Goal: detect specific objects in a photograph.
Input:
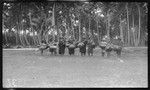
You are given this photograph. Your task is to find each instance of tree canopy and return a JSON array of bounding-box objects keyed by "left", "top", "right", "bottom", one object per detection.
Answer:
[{"left": 2, "top": 1, "right": 148, "bottom": 47}]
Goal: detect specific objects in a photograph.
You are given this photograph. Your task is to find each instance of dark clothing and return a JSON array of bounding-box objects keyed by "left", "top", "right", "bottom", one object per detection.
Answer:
[
  {"left": 99, "top": 46, "right": 106, "bottom": 50},
  {"left": 105, "top": 44, "right": 113, "bottom": 57},
  {"left": 78, "top": 41, "right": 87, "bottom": 56},
  {"left": 99, "top": 41, "right": 108, "bottom": 57},
  {"left": 111, "top": 39, "right": 123, "bottom": 50},
  {"left": 106, "top": 38, "right": 123, "bottom": 57},
  {"left": 68, "top": 44, "right": 76, "bottom": 55},
  {"left": 49, "top": 45, "right": 57, "bottom": 55},
  {"left": 87, "top": 41, "right": 96, "bottom": 56},
  {"left": 58, "top": 41, "right": 66, "bottom": 55},
  {"left": 39, "top": 43, "right": 49, "bottom": 55},
  {"left": 66, "top": 40, "right": 77, "bottom": 55},
  {"left": 49, "top": 48, "right": 57, "bottom": 54}
]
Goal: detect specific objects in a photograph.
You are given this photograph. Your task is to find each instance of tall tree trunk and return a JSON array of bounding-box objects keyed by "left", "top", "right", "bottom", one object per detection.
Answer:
[
  {"left": 29, "top": 13, "right": 36, "bottom": 46},
  {"left": 18, "top": 5, "right": 24, "bottom": 46},
  {"left": 91, "top": 18, "right": 94, "bottom": 39},
  {"left": 36, "top": 34, "right": 40, "bottom": 45},
  {"left": 39, "top": 22, "right": 44, "bottom": 43},
  {"left": 136, "top": 3, "right": 141, "bottom": 46},
  {"left": 106, "top": 19, "right": 108, "bottom": 37},
  {"left": 33, "top": 31, "right": 37, "bottom": 46},
  {"left": 22, "top": 24, "right": 30, "bottom": 46},
  {"left": 25, "top": 33, "right": 30, "bottom": 46},
  {"left": 45, "top": 31, "right": 49, "bottom": 43},
  {"left": 55, "top": 3, "right": 60, "bottom": 42},
  {"left": 44, "top": 15, "right": 50, "bottom": 43},
  {"left": 20, "top": 4, "right": 25, "bottom": 46},
  {"left": 88, "top": 15, "right": 91, "bottom": 39},
  {"left": 70, "top": 16, "right": 74, "bottom": 39},
  {"left": 20, "top": 4, "right": 27, "bottom": 46},
  {"left": 37, "top": 33, "right": 41, "bottom": 44},
  {"left": 15, "top": 29, "right": 18, "bottom": 45},
  {"left": 107, "top": 10, "right": 110, "bottom": 38},
  {"left": 52, "top": 3, "right": 55, "bottom": 42},
  {"left": 34, "top": 33, "right": 39, "bottom": 45},
  {"left": 3, "top": 31, "right": 8, "bottom": 45},
  {"left": 132, "top": 13, "right": 136, "bottom": 46},
  {"left": 4, "top": 33, "right": 8, "bottom": 45},
  {"left": 119, "top": 15, "right": 124, "bottom": 42},
  {"left": 73, "top": 24, "right": 75, "bottom": 40},
  {"left": 35, "top": 31, "right": 40, "bottom": 45},
  {"left": 2, "top": 18, "right": 7, "bottom": 45},
  {"left": 126, "top": 3, "right": 130, "bottom": 46},
  {"left": 38, "top": 34, "right": 40, "bottom": 45},
  {"left": 79, "top": 14, "right": 81, "bottom": 42},
  {"left": 96, "top": 19, "right": 100, "bottom": 43},
  {"left": 18, "top": 24, "right": 24, "bottom": 46},
  {"left": 17, "top": 6, "right": 24, "bottom": 46},
  {"left": 21, "top": 24, "right": 27, "bottom": 46},
  {"left": 64, "top": 23, "right": 67, "bottom": 39}
]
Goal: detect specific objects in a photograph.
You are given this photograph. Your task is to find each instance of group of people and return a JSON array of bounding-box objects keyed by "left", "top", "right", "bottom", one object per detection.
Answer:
[
  {"left": 39, "top": 37, "right": 96, "bottom": 56},
  {"left": 99, "top": 35, "right": 123, "bottom": 57},
  {"left": 39, "top": 35, "right": 123, "bottom": 57}
]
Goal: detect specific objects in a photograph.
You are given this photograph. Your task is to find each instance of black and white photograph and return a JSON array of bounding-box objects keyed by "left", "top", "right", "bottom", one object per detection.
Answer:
[{"left": 2, "top": 0, "right": 148, "bottom": 88}]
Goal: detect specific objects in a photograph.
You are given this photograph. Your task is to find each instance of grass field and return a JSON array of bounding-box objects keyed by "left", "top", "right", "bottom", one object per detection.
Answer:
[{"left": 3, "top": 47, "right": 148, "bottom": 88}]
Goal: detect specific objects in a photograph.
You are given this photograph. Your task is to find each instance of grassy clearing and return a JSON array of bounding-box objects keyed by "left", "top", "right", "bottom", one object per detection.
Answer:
[{"left": 3, "top": 47, "right": 147, "bottom": 87}]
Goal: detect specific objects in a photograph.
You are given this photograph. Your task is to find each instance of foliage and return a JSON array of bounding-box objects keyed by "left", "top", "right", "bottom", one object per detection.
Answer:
[{"left": 2, "top": 1, "right": 148, "bottom": 47}]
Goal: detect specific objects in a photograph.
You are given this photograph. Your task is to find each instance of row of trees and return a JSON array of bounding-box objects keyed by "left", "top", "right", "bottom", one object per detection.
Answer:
[{"left": 2, "top": 1, "right": 148, "bottom": 47}]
